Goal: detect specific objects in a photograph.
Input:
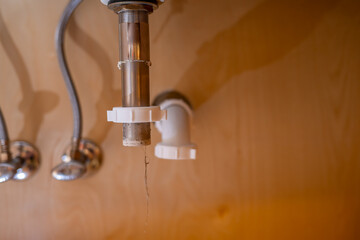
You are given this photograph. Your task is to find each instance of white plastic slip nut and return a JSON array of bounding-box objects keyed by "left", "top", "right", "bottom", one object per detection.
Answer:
[
  {"left": 107, "top": 106, "right": 167, "bottom": 123},
  {"left": 155, "top": 143, "right": 197, "bottom": 160}
]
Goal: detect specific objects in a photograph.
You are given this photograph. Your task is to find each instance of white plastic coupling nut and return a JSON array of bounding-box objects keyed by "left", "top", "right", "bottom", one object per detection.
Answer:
[
  {"left": 107, "top": 106, "right": 167, "bottom": 123},
  {"left": 155, "top": 143, "right": 197, "bottom": 160}
]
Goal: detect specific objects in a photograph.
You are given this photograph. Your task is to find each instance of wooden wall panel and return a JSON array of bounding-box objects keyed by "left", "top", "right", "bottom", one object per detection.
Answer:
[{"left": 0, "top": 0, "right": 359, "bottom": 239}]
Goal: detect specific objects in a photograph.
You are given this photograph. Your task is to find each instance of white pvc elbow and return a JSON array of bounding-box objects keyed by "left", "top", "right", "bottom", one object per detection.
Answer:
[{"left": 155, "top": 99, "right": 197, "bottom": 160}]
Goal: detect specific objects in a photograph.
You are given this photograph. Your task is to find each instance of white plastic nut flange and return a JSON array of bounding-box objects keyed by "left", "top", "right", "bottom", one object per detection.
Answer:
[
  {"left": 107, "top": 106, "right": 167, "bottom": 123},
  {"left": 100, "top": 0, "right": 110, "bottom": 5},
  {"left": 155, "top": 143, "right": 197, "bottom": 160}
]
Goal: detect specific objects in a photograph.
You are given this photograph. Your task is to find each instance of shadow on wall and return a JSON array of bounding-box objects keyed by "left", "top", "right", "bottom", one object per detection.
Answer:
[
  {"left": 153, "top": 0, "right": 187, "bottom": 42},
  {"left": 0, "top": 12, "right": 59, "bottom": 143},
  {"left": 175, "top": 0, "right": 339, "bottom": 109},
  {"left": 67, "top": 13, "right": 121, "bottom": 145}
]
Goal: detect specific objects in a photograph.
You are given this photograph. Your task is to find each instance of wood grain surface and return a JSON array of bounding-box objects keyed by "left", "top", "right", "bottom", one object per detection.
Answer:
[{"left": 0, "top": 0, "right": 359, "bottom": 239}]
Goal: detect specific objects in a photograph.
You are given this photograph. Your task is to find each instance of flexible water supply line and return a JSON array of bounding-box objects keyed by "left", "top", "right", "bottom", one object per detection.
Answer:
[
  {"left": 0, "top": 108, "right": 9, "bottom": 143},
  {"left": 55, "top": 0, "right": 83, "bottom": 149},
  {"left": 0, "top": 107, "right": 10, "bottom": 156},
  {"left": 52, "top": 0, "right": 102, "bottom": 181},
  {"left": 0, "top": 107, "right": 13, "bottom": 182}
]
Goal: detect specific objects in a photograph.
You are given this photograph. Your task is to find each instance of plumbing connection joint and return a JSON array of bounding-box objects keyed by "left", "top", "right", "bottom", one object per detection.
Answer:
[
  {"left": 153, "top": 91, "right": 197, "bottom": 160},
  {"left": 0, "top": 140, "right": 40, "bottom": 183},
  {"left": 104, "top": 0, "right": 164, "bottom": 147},
  {"left": 51, "top": 139, "right": 102, "bottom": 181}
]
